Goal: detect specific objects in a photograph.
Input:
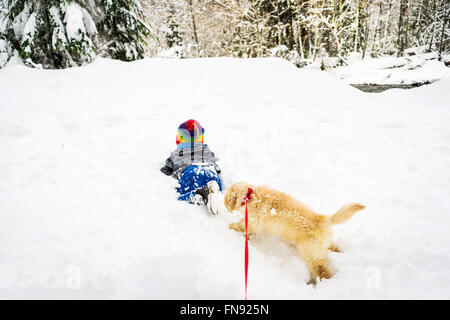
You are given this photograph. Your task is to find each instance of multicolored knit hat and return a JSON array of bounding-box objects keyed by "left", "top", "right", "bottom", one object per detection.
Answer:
[{"left": 176, "top": 119, "right": 204, "bottom": 148}]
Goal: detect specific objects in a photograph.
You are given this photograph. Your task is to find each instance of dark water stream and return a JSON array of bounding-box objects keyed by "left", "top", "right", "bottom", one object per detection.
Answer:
[{"left": 351, "top": 82, "right": 431, "bottom": 93}]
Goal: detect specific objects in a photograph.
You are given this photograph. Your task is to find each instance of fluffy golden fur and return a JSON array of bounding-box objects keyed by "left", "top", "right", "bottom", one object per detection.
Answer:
[{"left": 224, "top": 182, "right": 365, "bottom": 284}]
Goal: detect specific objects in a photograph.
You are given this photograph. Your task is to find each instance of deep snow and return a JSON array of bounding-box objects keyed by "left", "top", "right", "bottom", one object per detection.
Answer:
[{"left": 0, "top": 57, "right": 449, "bottom": 299}]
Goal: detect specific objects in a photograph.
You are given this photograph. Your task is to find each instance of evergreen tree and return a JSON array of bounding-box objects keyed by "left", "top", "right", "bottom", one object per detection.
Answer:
[
  {"left": 166, "top": 4, "right": 182, "bottom": 48},
  {"left": 0, "top": 0, "right": 13, "bottom": 68},
  {"left": 98, "top": 0, "right": 152, "bottom": 61},
  {"left": 3, "top": 0, "right": 97, "bottom": 68},
  {"left": 0, "top": 0, "right": 153, "bottom": 68}
]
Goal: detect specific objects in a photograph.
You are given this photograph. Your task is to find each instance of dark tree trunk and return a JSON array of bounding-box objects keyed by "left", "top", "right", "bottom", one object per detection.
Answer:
[
  {"left": 428, "top": 0, "right": 437, "bottom": 52},
  {"left": 397, "top": 0, "right": 408, "bottom": 56}
]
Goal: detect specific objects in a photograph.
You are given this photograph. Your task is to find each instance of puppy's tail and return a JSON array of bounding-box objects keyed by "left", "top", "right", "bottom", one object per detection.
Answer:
[{"left": 327, "top": 203, "right": 365, "bottom": 226}]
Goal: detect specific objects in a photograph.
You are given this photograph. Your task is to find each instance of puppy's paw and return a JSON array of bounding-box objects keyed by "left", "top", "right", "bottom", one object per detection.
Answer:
[
  {"left": 307, "top": 278, "right": 317, "bottom": 286},
  {"left": 247, "top": 233, "right": 257, "bottom": 240},
  {"left": 328, "top": 244, "right": 342, "bottom": 253},
  {"left": 317, "top": 265, "right": 332, "bottom": 280},
  {"left": 229, "top": 222, "right": 244, "bottom": 233}
]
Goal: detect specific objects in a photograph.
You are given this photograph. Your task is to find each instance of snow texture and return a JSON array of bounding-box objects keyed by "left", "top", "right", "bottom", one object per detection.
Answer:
[
  {"left": 12, "top": 2, "right": 30, "bottom": 40},
  {"left": 65, "top": 2, "right": 95, "bottom": 42},
  {"left": 0, "top": 39, "right": 9, "bottom": 68},
  {"left": 0, "top": 57, "right": 449, "bottom": 299},
  {"left": 0, "top": 5, "right": 8, "bottom": 68},
  {"left": 22, "top": 12, "right": 36, "bottom": 54},
  {"left": 81, "top": 7, "right": 97, "bottom": 36}
]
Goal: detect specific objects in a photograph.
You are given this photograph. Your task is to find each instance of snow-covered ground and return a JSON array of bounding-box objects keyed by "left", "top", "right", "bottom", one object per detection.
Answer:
[
  {"left": 0, "top": 57, "right": 449, "bottom": 299},
  {"left": 331, "top": 52, "right": 450, "bottom": 85}
]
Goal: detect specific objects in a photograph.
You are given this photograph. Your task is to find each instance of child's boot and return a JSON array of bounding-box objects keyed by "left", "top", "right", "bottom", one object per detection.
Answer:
[
  {"left": 206, "top": 181, "right": 221, "bottom": 215},
  {"left": 194, "top": 186, "right": 209, "bottom": 205}
]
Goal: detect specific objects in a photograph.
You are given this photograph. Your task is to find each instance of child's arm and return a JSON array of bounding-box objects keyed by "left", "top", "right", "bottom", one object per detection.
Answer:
[
  {"left": 210, "top": 151, "right": 221, "bottom": 174},
  {"left": 160, "top": 158, "right": 174, "bottom": 176}
]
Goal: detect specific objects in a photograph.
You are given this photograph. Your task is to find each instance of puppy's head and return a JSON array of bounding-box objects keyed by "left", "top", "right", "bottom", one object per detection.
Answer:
[{"left": 224, "top": 182, "right": 255, "bottom": 213}]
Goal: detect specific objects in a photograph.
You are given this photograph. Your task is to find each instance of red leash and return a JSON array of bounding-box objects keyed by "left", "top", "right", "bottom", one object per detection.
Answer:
[{"left": 241, "top": 188, "right": 253, "bottom": 300}]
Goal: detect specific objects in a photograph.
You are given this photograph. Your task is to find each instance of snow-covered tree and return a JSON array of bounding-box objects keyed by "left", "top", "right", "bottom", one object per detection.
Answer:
[
  {"left": 98, "top": 0, "right": 152, "bottom": 61},
  {"left": 143, "top": 0, "right": 186, "bottom": 57},
  {"left": 165, "top": 4, "right": 182, "bottom": 48},
  {"left": 230, "top": 1, "right": 363, "bottom": 63},
  {"left": 0, "top": 0, "right": 13, "bottom": 68},
  {"left": 413, "top": 0, "right": 450, "bottom": 55},
  {"left": 2, "top": 0, "right": 97, "bottom": 68},
  {"left": 2, "top": 0, "right": 448, "bottom": 68},
  {"left": 148, "top": 0, "right": 448, "bottom": 63},
  {"left": 0, "top": 0, "right": 153, "bottom": 68},
  {"left": 142, "top": 0, "right": 240, "bottom": 58}
]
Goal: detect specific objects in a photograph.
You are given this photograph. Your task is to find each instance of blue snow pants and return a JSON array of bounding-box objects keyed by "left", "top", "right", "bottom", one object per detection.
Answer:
[{"left": 177, "top": 165, "right": 223, "bottom": 203}]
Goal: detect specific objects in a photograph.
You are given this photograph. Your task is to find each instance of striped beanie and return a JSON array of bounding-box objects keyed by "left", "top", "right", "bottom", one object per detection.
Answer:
[{"left": 176, "top": 119, "right": 204, "bottom": 148}]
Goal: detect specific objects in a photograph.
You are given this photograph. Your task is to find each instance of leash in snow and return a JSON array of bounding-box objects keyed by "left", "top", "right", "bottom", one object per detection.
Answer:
[{"left": 241, "top": 188, "right": 253, "bottom": 300}]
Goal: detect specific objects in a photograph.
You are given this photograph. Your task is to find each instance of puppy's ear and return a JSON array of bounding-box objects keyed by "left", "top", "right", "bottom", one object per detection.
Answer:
[{"left": 225, "top": 182, "right": 254, "bottom": 212}]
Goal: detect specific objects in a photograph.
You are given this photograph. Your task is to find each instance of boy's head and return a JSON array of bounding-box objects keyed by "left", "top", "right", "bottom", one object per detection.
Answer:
[{"left": 176, "top": 119, "right": 204, "bottom": 149}]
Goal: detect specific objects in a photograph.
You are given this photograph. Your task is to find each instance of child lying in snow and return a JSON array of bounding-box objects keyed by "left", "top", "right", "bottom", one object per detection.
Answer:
[{"left": 160, "top": 119, "right": 223, "bottom": 215}]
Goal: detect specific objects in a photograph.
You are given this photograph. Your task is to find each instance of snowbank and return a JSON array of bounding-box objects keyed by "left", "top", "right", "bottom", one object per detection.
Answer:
[
  {"left": 0, "top": 57, "right": 449, "bottom": 299},
  {"left": 331, "top": 53, "right": 450, "bottom": 85}
]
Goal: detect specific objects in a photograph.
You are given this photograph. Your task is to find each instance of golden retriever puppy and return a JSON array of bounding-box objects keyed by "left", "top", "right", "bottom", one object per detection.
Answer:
[{"left": 224, "top": 182, "right": 365, "bottom": 284}]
